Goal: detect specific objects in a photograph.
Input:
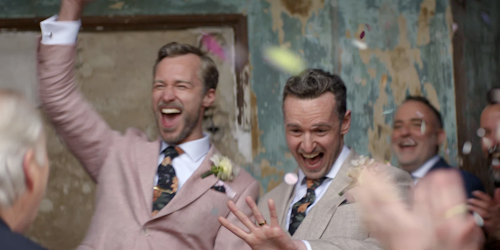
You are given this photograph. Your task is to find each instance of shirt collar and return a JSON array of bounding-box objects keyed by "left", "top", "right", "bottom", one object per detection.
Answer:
[
  {"left": 411, "top": 155, "right": 441, "bottom": 179},
  {"left": 160, "top": 133, "right": 211, "bottom": 162},
  {"left": 297, "top": 145, "right": 351, "bottom": 185}
]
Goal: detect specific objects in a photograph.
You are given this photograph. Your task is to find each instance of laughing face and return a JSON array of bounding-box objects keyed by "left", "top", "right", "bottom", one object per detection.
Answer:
[
  {"left": 391, "top": 100, "right": 445, "bottom": 173},
  {"left": 152, "top": 54, "right": 215, "bottom": 145},
  {"left": 480, "top": 104, "right": 500, "bottom": 182},
  {"left": 283, "top": 93, "right": 351, "bottom": 180}
]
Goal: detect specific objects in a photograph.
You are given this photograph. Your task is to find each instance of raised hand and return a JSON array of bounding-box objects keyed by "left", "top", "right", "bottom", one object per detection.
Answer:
[
  {"left": 468, "top": 189, "right": 500, "bottom": 240},
  {"left": 218, "top": 196, "right": 306, "bottom": 250},
  {"left": 59, "top": 0, "right": 95, "bottom": 21}
]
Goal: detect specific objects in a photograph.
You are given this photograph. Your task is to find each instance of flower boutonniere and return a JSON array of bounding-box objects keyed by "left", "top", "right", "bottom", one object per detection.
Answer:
[
  {"left": 339, "top": 155, "right": 377, "bottom": 196},
  {"left": 201, "top": 154, "right": 240, "bottom": 181}
]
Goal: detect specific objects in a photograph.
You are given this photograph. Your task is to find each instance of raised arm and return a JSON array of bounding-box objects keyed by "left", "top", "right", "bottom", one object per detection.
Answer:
[{"left": 38, "top": 0, "right": 116, "bottom": 181}]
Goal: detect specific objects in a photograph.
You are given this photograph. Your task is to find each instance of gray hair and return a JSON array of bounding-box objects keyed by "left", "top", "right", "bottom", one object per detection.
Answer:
[{"left": 0, "top": 90, "right": 45, "bottom": 208}]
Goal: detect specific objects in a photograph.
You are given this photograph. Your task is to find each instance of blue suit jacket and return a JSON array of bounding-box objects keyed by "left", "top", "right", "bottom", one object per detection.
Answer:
[
  {"left": 0, "top": 218, "right": 46, "bottom": 250},
  {"left": 427, "top": 158, "right": 485, "bottom": 198}
]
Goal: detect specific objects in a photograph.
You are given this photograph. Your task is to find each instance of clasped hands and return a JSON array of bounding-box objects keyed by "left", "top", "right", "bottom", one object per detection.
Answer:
[{"left": 218, "top": 196, "right": 306, "bottom": 250}]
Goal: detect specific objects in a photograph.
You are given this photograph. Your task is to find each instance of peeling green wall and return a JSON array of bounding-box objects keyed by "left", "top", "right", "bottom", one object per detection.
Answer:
[{"left": 0, "top": 0, "right": 457, "bottom": 194}]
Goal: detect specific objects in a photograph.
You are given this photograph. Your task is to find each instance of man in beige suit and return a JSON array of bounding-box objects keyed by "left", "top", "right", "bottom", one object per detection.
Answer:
[
  {"left": 37, "top": 0, "right": 259, "bottom": 249},
  {"left": 220, "top": 69, "right": 412, "bottom": 249}
]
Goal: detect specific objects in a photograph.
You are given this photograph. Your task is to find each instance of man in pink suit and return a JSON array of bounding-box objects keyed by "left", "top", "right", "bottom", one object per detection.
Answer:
[{"left": 37, "top": 0, "right": 259, "bottom": 249}]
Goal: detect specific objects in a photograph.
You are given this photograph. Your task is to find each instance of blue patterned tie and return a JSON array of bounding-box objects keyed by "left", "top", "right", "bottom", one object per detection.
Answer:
[{"left": 152, "top": 146, "right": 183, "bottom": 216}]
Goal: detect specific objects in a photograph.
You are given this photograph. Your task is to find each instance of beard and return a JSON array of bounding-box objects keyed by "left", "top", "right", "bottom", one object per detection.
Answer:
[{"left": 155, "top": 100, "right": 202, "bottom": 145}]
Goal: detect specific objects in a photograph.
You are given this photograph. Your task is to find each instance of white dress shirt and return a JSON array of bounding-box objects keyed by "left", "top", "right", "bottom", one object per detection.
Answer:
[
  {"left": 411, "top": 155, "right": 440, "bottom": 184},
  {"left": 287, "top": 145, "right": 351, "bottom": 250},
  {"left": 40, "top": 15, "right": 211, "bottom": 190},
  {"left": 155, "top": 134, "right": 211, "bottom": 191}
]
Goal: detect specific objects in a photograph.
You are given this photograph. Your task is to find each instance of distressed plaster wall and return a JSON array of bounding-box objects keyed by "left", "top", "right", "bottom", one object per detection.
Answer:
[{"left": 1, "top": 0, "right": 460, "bottom": 246}]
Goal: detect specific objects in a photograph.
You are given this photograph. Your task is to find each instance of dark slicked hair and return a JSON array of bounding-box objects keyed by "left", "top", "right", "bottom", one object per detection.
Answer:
[
  {"left": 153, "top": 42, "right": 219, "bottom": 92},
  {"left": 282, "top": 69, "right": 347, "bottom": 119},
  {"left": 404, "top": 96, "right": 443, "bottom": 128}
]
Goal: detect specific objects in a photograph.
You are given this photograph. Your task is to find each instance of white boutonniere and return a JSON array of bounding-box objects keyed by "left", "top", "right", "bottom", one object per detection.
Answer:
[
  {"left": 201, "top": 154, "right": 240, "bottom": 181},
  {"left": 339, "top": 155, "right": 377, "bottom": 196}
]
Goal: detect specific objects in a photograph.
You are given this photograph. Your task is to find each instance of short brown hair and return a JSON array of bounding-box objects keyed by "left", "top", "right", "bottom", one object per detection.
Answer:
[
  {"left": 153, "top": 42, "right": 219, "bottom": 92},
  {"left": 282, "top": 69, "right": 347, "bottom": 118}
]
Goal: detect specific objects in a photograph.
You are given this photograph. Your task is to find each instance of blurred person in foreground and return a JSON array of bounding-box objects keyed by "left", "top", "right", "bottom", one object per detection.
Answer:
[
  {"left": 468, "top": 87, "right": 500, "bottom": 249},
  {"left": 0, "top": 90, "right": 50, "bottom": 250}
]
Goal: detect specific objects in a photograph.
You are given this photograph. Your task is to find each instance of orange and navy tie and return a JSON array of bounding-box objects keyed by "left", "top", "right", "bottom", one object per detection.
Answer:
[{"left": 152, "top": 146, "right": 184, "bottom": 216}]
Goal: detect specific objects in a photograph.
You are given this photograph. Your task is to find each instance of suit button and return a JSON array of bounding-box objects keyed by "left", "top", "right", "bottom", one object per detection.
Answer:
[{"left": 142, "top": 229, "right": 150, "bottom": 236}]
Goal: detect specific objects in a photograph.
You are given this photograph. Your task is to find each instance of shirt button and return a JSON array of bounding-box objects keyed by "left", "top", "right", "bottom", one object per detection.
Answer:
[{"left": 142, "top": 229, "right": 150, "bottom": 236}]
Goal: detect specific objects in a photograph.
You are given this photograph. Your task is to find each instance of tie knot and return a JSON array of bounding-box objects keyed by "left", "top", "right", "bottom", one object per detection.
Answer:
[
  {"left": 306, "top": 177, "right": 326, "bottom": 190},
  {"left": 164, "top": 146, "right": 184, "bottom": 160}
]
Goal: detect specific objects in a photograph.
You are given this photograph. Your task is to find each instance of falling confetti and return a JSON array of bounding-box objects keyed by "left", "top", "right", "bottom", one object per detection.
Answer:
[
  {"left": 382, "top": 109, "right": 394, "bottom": 115},
  {"left": 483, "top": 137, "right": 493, "bottom": 149},
  {"left": 452, "top": 23, "right": 459, "bottom": 33},
  {"left": 201, "top": 34, "right": 226, "bottom": 61},
  {"left": 477, "top": 128, "right": 486, "bottom": 137},
  {"left": 481, "top": 12, "right": 490, "bottom": 25},
  {"left": 360, "top": 31, "right": 365, "bottom": 39},
  {"left": 284, "top": 172, "right": 298, "bottom": 185},
  {"left": 462, "top": 141, "right": 472, "bottom": 155},
  {"left": 489, "top": 88, "right": 500, "bottom": 103},
  {"left": 416, "top": 111, "right": 424, "bottom": 118},
  {"left": 366, "top": 24, "right": 371, "bottom": 32},
  {"left": 473, "top": 211, "right": 484, "bottom": 227},
  {"left": 421, "top": 120, "right": 426, "bottom": 134},
  {"left": 263, "top": 46, "right": 305, "bottom": 75},
  {"left": 493, "top": 158, "right": 500, "bottom": 166},
  {"left": 352, "top": 39, "right": 368, "bottom": 50}
]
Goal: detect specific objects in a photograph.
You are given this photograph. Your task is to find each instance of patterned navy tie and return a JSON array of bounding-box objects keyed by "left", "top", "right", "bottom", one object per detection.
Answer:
[
  {"left": 288, "top": 177, "right": 326, "bottom": 236},
  {"left": 152, "top": 146, "right": 184, "bottom": 216}
]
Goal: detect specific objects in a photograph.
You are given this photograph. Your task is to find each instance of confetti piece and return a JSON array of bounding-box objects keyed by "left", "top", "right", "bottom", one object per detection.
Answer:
[
  {"left": 445, "top": 148, "right": 450, "bottom": 154},
  {"left": 477, "top": 128, "right": 486, "bottom": 137},
  {"left": 352, "top": 39, "right": 368, "bottom": 50},
  {"left": 493, "top": 158, "right": 500, "bottom": 166},
  {"left": 421, "top": 120, "right": 426, "bottom": 134},
  {"left": 473, "top": 211, "right": 484, "bottom": 227},
  {"left": 382, "top": 109, "right": 394, "bottom": 115},
  {"left": 263, "top": 46, "right": 305, "bottom": 75},
  {"left": 483, "top": 137, "right": 493, "bottom": 149},
  {"left": 284, "top": 172, "right": 298, "bottom": 185},
  {"left": 366, "top": 24, "right": 371, "bottom": 32},
  {"left": 360, "top": 31, "right": 365, "bottom": 39},
  {"left": 462, "top": 141, "right": 472, "bottom": 155},
  {"left": 489, "top": 89, "right": 500, "bottom": 103},
  {"left": 452, "top": 23, "right": 458, "bottom": 33},
  {"left": 354, "top": 76, "right": 361, "bottom": 84},
  {"left": 201, "top": 34, "right": 226, "bottom": 60},
  {"left": 481, "top": 12, "right": 490, "bottom": 25},
  {"left": 416, "top": 111, "right": 424, "bottom": 118}
]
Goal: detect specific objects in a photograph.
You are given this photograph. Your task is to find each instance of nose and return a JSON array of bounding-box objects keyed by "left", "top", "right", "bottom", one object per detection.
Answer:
[
  {"left": 399, "top": 124, "right": 410, "bottom": 137},
  {"left": 300, "top": 133, "right": 316, "bottom": 153},
  {"left": 161, "top": 86, "right": 176, "bottom": 103}
]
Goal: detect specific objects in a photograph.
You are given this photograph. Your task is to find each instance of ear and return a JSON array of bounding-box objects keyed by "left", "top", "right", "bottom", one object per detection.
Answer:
[
  {"left": 437, "top": 128, "right": 446, "bottom": 146},
  {"left": 202, "top": 88, "right": 216, "bottom": 108},
  {"left": 340, "top": 110, "right": 351, "bottom": 135},
  {"left": 22, "top": 149, "right": 36, "bottom": 192}
]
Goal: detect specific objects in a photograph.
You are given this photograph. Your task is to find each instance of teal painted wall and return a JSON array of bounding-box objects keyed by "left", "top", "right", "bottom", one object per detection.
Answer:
[{"left": 0, "top": 0, "right": 457, "bottom": 194}]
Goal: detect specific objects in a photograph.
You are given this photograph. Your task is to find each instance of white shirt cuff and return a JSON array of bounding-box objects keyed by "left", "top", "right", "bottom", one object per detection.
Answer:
[
  {"left": 302, "top": 240, "right": 312, "bottom": 250},
  {"left": 40, "top": 15, "right": 81, "bottom": 45}
]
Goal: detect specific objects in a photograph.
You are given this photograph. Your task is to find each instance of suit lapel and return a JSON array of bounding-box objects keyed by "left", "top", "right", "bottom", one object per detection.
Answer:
[
  {"left": 135, "top": 138, "right": 162, "bottom": 211},
  {"left": 292, "top": 150, "right": 359, "bottom": 239},
  {"left": 154, "top": 145, "right": 219, "bottom": 218},
  {"left": 275, "top": 181, "right": 296, "bottom": 232}
]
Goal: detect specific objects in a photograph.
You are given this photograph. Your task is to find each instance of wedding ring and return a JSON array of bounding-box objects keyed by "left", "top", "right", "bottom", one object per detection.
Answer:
[
  {"left": 444, "top": 204, "right": 468, "bottom": 219},
  {"left": 258, "top": 221, "right": 267, "bottom": 226}
]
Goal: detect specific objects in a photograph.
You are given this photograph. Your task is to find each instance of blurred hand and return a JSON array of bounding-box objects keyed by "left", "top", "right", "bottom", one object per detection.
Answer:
[
  {"left": 351, "top": 168, "right": 484, "bottom": 250},
  {"left": 59, "top": 0, "right": 95, "bottom": 21},
  {"left": 468, "top": 189, "right": 500, "bottom": 240}
]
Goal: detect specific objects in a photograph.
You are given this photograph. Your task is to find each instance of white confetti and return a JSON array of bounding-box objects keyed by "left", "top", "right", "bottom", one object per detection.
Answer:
[
  {"left": 382, "top": 109, "right": 394, "bottom": 115},
  {"left": 452, "top": 23, "right": 458, "bottom": 33},
  {"left": 421, "top": 120, "right": 426, "bottom": 134},
  {"left": 352, "top": 39, "right": 367, "bottom": 50},
  {"left": 493, "top": 158, "right": 500, "bottom": 166},
  {"left": 483, "top": 137, "right": 493, "bottom": 149},
  {"left": 284, "top": 172, "right": 298, "bottom": 185},
  {"left": 473, "top": 211, "right": 484, "bottom": 227},
  {"left": 39, "top": 199, "right": 53, "bottom": 213},
  {"left": 416, "top": 111, "right": 424, "bottom": 118},
  {"left": 462, "top": 141, "right": 472, "bottom": 155},
  {"left": 477, "top": 128, "right": 486, "bottom": 137}
]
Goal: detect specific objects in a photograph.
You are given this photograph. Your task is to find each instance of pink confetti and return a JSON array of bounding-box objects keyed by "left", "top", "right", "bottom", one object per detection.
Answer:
[
  {"left": 284, "top": 173, "right": 298, "bottom": 185},
  {"left": 201, "top": 34, "right": 226, "bottom": 60},
  {"left": 360, "top": 31, "right": 365, "bottom": 39},
  {"left": 366, "top": 24, "right": 371, "bottom": 32}
]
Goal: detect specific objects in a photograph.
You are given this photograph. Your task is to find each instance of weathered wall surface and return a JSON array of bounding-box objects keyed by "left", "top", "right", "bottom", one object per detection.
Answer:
[{"left": 0, "top": 0, "right": 459, "bottom": 248}]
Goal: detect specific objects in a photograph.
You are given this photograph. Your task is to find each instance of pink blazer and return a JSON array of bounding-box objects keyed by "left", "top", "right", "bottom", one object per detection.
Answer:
[{"left": 37, "top": 40, "right": 259, "bottom": 250}]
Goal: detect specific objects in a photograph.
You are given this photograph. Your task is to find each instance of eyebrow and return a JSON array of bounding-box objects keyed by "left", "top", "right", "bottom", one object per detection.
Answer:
[
  {"left": 153, "top": 79, "right": 193, "bottom": 85},
  {"left": 286, "top": 123, "right": 333, "bottom": 128}
]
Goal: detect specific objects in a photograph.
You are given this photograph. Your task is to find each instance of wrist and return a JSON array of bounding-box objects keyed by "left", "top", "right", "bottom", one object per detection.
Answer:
[{"left": 58, "top": 0, "right": 84, "bottom": 21}]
